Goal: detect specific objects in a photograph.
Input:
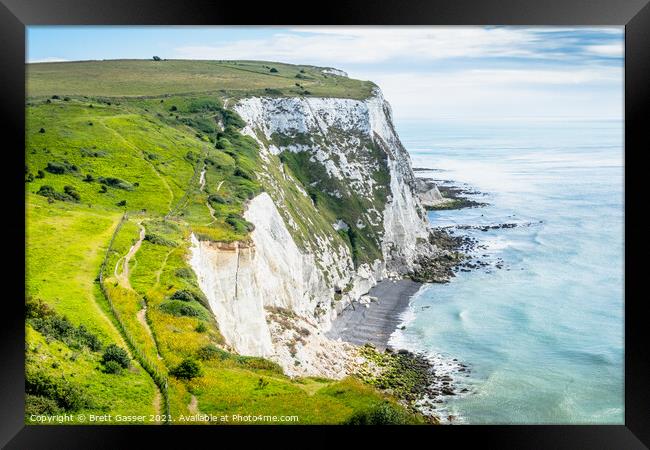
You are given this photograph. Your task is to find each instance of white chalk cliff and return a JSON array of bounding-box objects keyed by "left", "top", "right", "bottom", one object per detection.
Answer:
[{"left": 190, "top": 87, "right": 436, "bottom": 377}]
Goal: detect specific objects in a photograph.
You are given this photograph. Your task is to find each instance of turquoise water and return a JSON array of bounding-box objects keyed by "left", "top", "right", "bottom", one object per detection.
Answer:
[{"left": 392, "top": 119, "right": 624, "bottom": 424}]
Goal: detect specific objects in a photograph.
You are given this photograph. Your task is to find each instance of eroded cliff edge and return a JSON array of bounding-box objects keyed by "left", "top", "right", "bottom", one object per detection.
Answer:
[{"left": 189, "top": 87, "right": 441, "bottom": 377}]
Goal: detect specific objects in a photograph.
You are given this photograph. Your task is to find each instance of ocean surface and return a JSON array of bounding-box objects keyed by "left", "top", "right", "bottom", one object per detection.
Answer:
[{"left": 391, "top": 119, "right": 624, "bottom": 424}]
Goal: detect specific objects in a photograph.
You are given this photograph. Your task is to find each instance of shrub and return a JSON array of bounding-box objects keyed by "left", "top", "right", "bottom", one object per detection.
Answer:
[
  {"left": 197, "top": 344, "right": 222, "bottom": 360},
  {"left": 170, "top": 290, "right": 195, "bottom": 302},
  {"left": 269, "top": 67, "right": 278, "bottom": 73},
  {"left": 175, "top": 267, "right": 194, "bottom": 279},
  {"left": 116, "top": 200, "right": 127, "bottom": 207},
  {"left": 195, "top": 322, "right": 208, "bottom": 333},
  {"left": 170, "top": 105, "right": 178, "bottom": 111},
  {"left": 225, "top": 213, "right": 255, "bottom": 233},
  {"left": 36, "top": 170, "right": 45, "bottom": 179},
  {"left": 45, "top": 161, "right": 78, "bottom": 175},
  {"left": 152, "top": 56, "right": 161, "bottom": 61},
  {"left": 170, "top": 289, "right": 208, "bottom": 306},
  {"left": 37, "top": 185, "right": 78, "bottom": 202},
  {"left": 83, "top": 174, "right": 94, "bottom": 182},
  {"left": 51, "top": 95, "right": 60, "bottom": 99},
  {"left": 98, "top": 176, "right": 133, "bottom": 190},
  {"left": 208, "top": 193, "right": 229, "bottom": 205},
  {"left": 39, "top": 128, "right": 45, "bottom": 133},
  {"left": 170, "top": 358, "right": 202, "bottom": 380},
  {"left": 99, "top": 185, "right": 108, "bottom": 193},
  {"left": 25, "top": 394, "right": 61, "bottom": 416},
  {"left": 159, "top": 300, "right": 209, "bottom": 319},
  {"left": 101, "top": 344, "right": 130, "bottom": 369},
  {"left": 233, "top": 167, "right": 253, "bottom": 180},
  {"left": 344, "top": 402, "right": 410, "bottom": 425},
  {"left": 63, "top": 185, "right": 80, "bottom": 201},
  {"left": 103, "top": 360, "right": 123, "bottom": 375},
  {"left": 256, "top": 378, "right": 269, "bottom": 389},
  {"left": 188, "top": 98, "right": 221, "bottom": 113},
  {"left": 25, "top": 370, "right": 91, "bottom": 412},
  {"left": 25, "top": 173, "right": 34, "bottom": 183},
  {"left": 144, "top": 233, "right": 177, "bottom": 247}
]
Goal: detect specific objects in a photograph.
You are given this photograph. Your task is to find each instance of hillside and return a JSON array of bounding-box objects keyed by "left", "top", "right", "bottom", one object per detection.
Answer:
[{"left": 25, "top": 60, "right": 436, "bottom": 425}]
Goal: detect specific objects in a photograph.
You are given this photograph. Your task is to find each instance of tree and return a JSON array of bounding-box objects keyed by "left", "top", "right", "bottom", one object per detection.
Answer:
[
  {"left": 170, "top": 358, "right": 202, "bottom": 380},
  {"left": 152, "top": 56, "right": 162, "bottom": 61},
  {"left": 101, "top": 344, "right": 130, "bottom": 369}
]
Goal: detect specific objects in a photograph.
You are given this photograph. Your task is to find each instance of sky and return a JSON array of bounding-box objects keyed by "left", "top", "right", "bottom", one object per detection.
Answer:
[{"left": 27, "top": 26, "right": 624, "bottom": 122}]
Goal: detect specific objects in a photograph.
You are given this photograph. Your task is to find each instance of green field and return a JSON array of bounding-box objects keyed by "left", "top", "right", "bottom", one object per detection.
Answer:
[
  {"left": 25, "top": 60, "right": 422, "bottom": 425},
  {"left": 27, "top": 59, "right": 376, "bottom": 100}
]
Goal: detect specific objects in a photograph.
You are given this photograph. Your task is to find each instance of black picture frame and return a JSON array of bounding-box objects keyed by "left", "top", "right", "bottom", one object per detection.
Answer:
[{"left": 2, "top": 0, "right": 647, "bottom": 447}]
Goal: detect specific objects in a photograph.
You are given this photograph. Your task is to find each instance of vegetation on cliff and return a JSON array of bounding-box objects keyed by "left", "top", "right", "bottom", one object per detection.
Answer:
[{"left": 25, "top": 60, "right": 420, "bottom": 424}]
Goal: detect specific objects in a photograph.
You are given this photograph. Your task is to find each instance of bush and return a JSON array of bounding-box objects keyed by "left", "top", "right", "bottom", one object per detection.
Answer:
[
  {"left": 159, "top": 300, "right": 209, "bottom": 319},
  {"left": 45, "top": 161, "right": 78, "bottom": 174},
  {"left": 64, "top": 185, "right": 80, "bottom": 201},
  {"left": 226, "top": 213, "right": 255, "bottom": 233},
  {"left": 98, "top": 176, "right": 133, "bottom": 190},
  {"left": 25, "top": 370, "right": 91, "bottom": 412},
  {"left": 208, "top": 193, "right": 229, "bottom": 205},
  {"left": 144, "top": 233, "right": 177, "bottom": 247},
  {"left": 170, "top": 289, "right": 208, "bottom": 306},
  {"left": 83, "top": 174, "right": 94, "bottom": 182},
  {"left": 39, "top": 128, "right": 45, "bottom": 133},
  {"left": 25, "top": 173, "right": 34, "bottom": 183},
  {"left": 116, "top": 200, "right": 127, "bottom": 207},
  {"left": 37, "top": 185, "right": 79, "bottom": 203},
  {"left": 197, "top": 344, "right": 222, "bottom": 360},
  {"left": 344, "top": 402, "right": 410, "bottom": 425},
  {"left": 25, "top": 394, "right": 61, "bottom": 416},
  {"left": 174, "top": 267, "right": 195, "bottom": 279},
  {"left": 101, "top": 344, "right": 130, "bottom": 369},
  {"left": 269, "top": 67, "right": 278, "bottom": 73},
  {"left": 170, "top": 358, "right": 202, "bottom": 380},
  {"left": 99, "top": 185, "right": 108, "bottom": 193},
  {"left": 152, "top": 56, "right": 161, "bottom": 61},
  {"left": 103, "top": 360, "right": 123, "bottom": 375},
  {"left": 36, "top": 170, "right": 45, "bottom": 179},
  {"left": 170, "top": 105, "right": 178, "bottom": 111},
  {"left": 195, "top": 322, "right": 208, "bottom": 333},
  {"left": 233, "top": 167, "right": 253, "bottom": 180}
]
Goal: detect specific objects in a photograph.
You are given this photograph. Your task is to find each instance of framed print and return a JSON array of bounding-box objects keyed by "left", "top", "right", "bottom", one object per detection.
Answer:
[{"left": 1, "top": 0, "right": 647, "bottom": 447}]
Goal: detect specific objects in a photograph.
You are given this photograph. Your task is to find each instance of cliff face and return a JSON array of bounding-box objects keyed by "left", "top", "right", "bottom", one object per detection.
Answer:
[{"left": 189, "top": 88, "right": 435, "bottom": 377}]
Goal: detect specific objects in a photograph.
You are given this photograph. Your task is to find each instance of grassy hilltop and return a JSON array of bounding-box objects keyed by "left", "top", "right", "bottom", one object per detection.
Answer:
[
  {"left": 27, "top": 59, "right": 375, "bottom": 99},
  {"left": 24, "top": 60, "right": 423, "bottom": 425}
]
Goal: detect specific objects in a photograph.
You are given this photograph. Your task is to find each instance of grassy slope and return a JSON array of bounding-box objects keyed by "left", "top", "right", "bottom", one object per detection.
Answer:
[{"left": 25, "top": 60, "right": 420, "bottom": 425}]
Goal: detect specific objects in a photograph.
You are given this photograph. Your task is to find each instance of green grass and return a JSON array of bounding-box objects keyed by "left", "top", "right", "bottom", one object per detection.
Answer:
[
  {"left": 25, "top": 61, "right": 423, "bottom": 425},
  {"left": 27, "top": 60, "right": 375, "bottom": 100}
]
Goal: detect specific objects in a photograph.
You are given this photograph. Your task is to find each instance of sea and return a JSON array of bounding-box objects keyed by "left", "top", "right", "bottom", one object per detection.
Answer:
[{"left": 390, "top": 118, "right": 624, "bottom": 424}]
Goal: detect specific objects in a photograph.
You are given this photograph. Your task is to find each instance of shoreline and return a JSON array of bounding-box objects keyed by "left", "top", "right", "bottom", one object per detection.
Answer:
[{"left": 327, "top": 279, "right": 422, "bottom": 350}]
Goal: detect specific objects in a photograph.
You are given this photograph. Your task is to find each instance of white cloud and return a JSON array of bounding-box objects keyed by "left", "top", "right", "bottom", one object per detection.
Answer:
[
  {"left": 358, "top": 70, "right": 623, "bottom": 120},
  {"left": 173, "top": 27, "right": 623, "bottom": 121},
  {"left": 28, "top": 57, "right": 69, "bottom": 63},
  {"left": 584, "top": 43, "right": 624, "bottom": 57},
  {"left": 175, "top": 27, "right": 546, "bottom": 64}
]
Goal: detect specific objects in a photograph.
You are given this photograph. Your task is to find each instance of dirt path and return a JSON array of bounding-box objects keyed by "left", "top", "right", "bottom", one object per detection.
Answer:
[
  {"left": 153, "top": 390, "right": 162, "bottom": 420},
  {"left": 188, "top": 395, "right": 199, "bottom": 415},
  {"left": 154, "top": 248, "right": 175, "bottom": 288},
  {"left": 137, "top": 305, "right": 163, "bottom": 360},
  {"left": 116, "top": 222, "right": 145, "bottom": 290},
  {"left": 202, "top": 168, "right": 224, "bottom": 226}
]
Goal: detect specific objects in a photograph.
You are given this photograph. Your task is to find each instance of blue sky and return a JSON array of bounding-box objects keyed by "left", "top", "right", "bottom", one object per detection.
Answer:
[{"left": 27, "top": 26, "right": 624, "bottom": 121}]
